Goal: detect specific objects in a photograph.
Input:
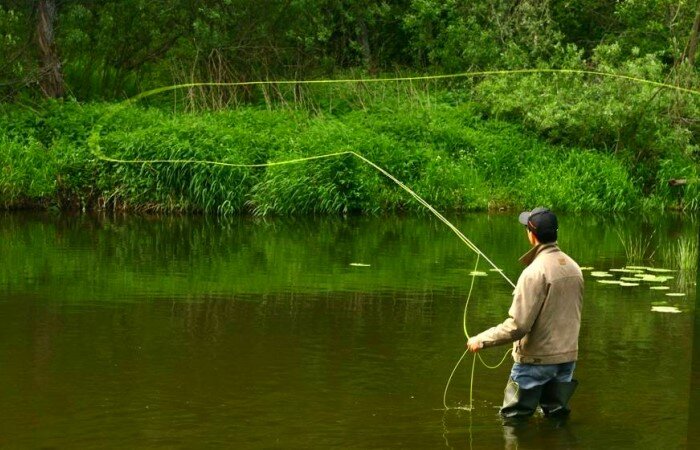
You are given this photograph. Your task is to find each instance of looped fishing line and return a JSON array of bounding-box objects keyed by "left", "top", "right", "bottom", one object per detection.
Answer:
[
  {"left": 87, "top": 67, "right": 700, "bottom": 413},
  {"left": 92, "top": 137, "right": 515, "bottom": 410},
  {"left": 441, "top": 253, "right": 512, "bottom": 411}
]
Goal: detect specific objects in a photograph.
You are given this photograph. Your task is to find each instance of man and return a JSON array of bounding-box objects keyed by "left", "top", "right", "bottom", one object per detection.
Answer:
[{"left": 467, "top": 207, "right": 583, "bottom": 419}]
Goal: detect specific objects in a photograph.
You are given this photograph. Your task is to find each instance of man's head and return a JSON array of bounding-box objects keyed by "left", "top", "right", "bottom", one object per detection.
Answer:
[{"left": 518, "top": 207, "right": 558, "bottom": 244}]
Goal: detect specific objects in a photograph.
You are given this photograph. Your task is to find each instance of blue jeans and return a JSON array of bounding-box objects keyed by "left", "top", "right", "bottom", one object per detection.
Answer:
[{"left": 509, "top": 361, "right": 576, "bottom": 389}]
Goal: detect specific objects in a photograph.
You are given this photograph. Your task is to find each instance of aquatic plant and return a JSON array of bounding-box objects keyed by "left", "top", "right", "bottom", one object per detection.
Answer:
[
  {"left": 617, "top": 230, "right": 656, "bottom": 264},
  {"left": 658, "top": 234, "right": 698, "bottom": 293},
  {"left": 675, "top": 236, "right": 698, "bottom": 273}
]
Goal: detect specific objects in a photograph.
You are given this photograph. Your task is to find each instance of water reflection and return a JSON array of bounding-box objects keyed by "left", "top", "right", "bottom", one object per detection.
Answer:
[
  {"left": 502, "top": 417, "right": 578, "bottom": 449},
  {"left": 0, "top": 212, "right": 696, "bottom": 448}
]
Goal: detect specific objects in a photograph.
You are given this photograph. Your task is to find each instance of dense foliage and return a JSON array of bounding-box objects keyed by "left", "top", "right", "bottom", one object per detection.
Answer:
[
  {"left": 4, "top": 99, "right": 692, "bottom": 214},
  {"left": 0, "top": 0, "right": 699, "bottom": 213}
]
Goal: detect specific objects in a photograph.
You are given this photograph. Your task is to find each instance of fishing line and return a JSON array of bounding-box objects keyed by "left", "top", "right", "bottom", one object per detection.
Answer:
[
  {"left": 442, "top": 253, "right": 512, "bottom": 410},
  {"left": 118, "top": 68, "right": 700, "bottom": 103},
  {"left": 93, "top": 142, "right": 515, "bottom": 409},
  {"left": 89, "top": 64, "right": 700, "bottom": 287},
  {"left": 92, "top": 124, "right": 517, "bottom": 407},
  {"left": 443, "top": 254, "right": 482, "bottom": 411},
  {"left": 88, "top": 65, "right": 699, "bottom": 412},
  {"left": 93, "top": 129, "right": 516, "bottom": 410},
  {"left": 90, "top": 145, "right": 517, "bottom": 287}
]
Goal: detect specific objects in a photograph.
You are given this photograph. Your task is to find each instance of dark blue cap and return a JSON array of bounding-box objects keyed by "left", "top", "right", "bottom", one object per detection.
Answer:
[{"left": 518, "top": 207, "right": 558, "bottom": 237}]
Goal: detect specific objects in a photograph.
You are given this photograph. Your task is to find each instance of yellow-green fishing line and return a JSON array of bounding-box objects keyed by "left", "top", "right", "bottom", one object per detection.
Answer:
[
  {"left": 88, "top": 66, "right": 700, "bottom": 412},
  {"left": 442, "top": 253, "right": 511, "bottom": 410},
  {"left": 91, "top": 146, "right": 517, "bottom": 288},
  {"left": 120, "top": 68, "right": 700, "bottom": 103}
]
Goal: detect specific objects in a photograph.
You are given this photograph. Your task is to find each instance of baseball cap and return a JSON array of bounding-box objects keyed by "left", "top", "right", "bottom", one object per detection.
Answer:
[{"left": 518, "top": 207, "right": 558, "bottom": 237}]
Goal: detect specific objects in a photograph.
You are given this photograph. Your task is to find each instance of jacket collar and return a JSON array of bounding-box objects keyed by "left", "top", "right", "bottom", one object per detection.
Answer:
[{"left": 518, "top": 242, "right": 559, "bottom": 266}]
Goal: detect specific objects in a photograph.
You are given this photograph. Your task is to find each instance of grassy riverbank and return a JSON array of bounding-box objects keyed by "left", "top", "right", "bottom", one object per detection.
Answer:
[{"left": 0, "top": 97, "right": 697, "bottom": 215}]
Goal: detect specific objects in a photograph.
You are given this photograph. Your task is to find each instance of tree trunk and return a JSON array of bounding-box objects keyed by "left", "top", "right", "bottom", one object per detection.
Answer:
[
  {"left": 357, "top": 18, "right": 374, "bottom": 73},
  {"left": 686, "top": 3, "right": 700, "bottom": 64},
  {"left": 36, "top": 0, "right": 64, "bottom": 98}
]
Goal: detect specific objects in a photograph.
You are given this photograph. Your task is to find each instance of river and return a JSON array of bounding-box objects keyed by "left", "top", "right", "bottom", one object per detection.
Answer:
[{"left": 0, "top": 212, "right": 696, "bottom": 448}]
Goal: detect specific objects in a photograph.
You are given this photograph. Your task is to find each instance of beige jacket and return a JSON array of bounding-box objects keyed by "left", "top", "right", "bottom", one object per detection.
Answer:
[{"left": 473, "top": 243, "right": 583, "bottom": 364}]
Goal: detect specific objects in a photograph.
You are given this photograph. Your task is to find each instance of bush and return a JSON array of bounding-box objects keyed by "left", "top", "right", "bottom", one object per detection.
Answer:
[
  {"left": 653, "top": 157, "right": 700, "bottom": 211},
  {"left": 0, "top": 136, "right": 57, "bottom": 206},
  {"left": 474, "top": 46, "right": 700, "bottom": 196},
  {"left": 514, "top": 149, "right": 641, "bottom": 212}
]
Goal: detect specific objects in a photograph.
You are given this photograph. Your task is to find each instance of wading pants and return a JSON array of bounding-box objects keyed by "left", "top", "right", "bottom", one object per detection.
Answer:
[{"left": 500, "top": 361, "right": 578, "bottom": 419}]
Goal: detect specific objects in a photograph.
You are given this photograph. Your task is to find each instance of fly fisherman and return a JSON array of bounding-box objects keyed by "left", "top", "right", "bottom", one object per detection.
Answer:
[{"left": 466, "top": 207, "right": 583, "bottom": 419}]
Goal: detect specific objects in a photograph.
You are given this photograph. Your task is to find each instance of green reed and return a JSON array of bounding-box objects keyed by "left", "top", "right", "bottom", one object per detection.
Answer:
[{"left": 677, "top": 236, "right": 698, "bottom": 272}]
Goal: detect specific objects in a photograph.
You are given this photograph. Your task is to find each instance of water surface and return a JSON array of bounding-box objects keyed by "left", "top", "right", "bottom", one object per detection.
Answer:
[{"left": 0, "top": 212, "right": 696, "bottom": 448}]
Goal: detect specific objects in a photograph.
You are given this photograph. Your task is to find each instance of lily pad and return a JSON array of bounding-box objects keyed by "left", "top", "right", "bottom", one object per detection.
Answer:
[
  {"left": 610, "top": 268, "right": 644, "bottom": 274},
  {"left": 591, "top": 271, "right": 613, "bottom": 278},
  {"left": 626, "top": 265, "right": 651, "bottom": 270},
  {"left": 665, "top": 293, "right": 686, "bottom": 297},
  {"left": 579, "top": 266, "right": 594, "bottom": 271},
  {"left": 469, "top": 271, "right": 488, "bottom": 276},
  {"left": 349, "top": 263, "right": 371, "bottom": 267},
  {"left": 646, "top": 268, "right": 676, "bottom": 273},
  {"left": 651, "top": 306, "right": 681, "bottom": 313},
  {"left": 650, "top": 286, "right": 671, "bottom": 290},
  {"left": 620, "top": 277, "right": 641, "bottom": 282},
  {"left": 638, "top": 275, "right": 671, "bottom": 282},
  {"left": 619, "top": 282, "right": 639, "bottom": 287},
  {"left": 597, "top": 280, "right": 622, "bottom": 285}
]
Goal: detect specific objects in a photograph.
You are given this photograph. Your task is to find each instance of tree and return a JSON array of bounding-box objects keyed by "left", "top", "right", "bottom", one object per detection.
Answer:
[
  {"left": 0, "top": 6, "right": 28, "bottom": 100},
  {"left": 36, "top": 0, "right": 64, "bottom": 98},
  {"left": 685, "top": 3, "right": 700, "bottom": 64}
]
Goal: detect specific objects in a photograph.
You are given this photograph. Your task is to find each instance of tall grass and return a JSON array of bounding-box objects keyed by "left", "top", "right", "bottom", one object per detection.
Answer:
[
  {"left": 166, "top": 65, "right": 452, "bottom": 114},
  {"left": 0, "top": 95, "right": 695, "bottom": 215},
  {"left": 675, "top": 236, "right": 698, "bottom": 272},
  {"left": 659, "top": 233, "right": 698, "bottom": 292},
  {"left": 674, "top": 236, "right": 698, "bottom": 292},
  {"left": 0, "top": 136, "right": 57, "bottom": 208}
]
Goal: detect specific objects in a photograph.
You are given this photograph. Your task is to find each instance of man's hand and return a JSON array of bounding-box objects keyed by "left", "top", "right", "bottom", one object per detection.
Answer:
[{"left": 466, "top": 337, "right": 482, "bottom": 353}]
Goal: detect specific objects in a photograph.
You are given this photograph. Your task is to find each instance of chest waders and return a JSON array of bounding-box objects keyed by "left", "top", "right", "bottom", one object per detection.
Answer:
[{"left": 500, "top": 378, "right": 578, "bottom": 419}]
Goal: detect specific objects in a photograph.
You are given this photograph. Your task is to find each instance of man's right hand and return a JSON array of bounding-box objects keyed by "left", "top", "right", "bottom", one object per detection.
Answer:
[{"left": 466, "top": 337, "right": 482, "bottom": 353}]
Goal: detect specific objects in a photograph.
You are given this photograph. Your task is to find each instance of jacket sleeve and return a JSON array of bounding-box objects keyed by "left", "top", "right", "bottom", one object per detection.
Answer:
[{"left": 473, "top": 268, "right": 549, "bottom": 349}]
